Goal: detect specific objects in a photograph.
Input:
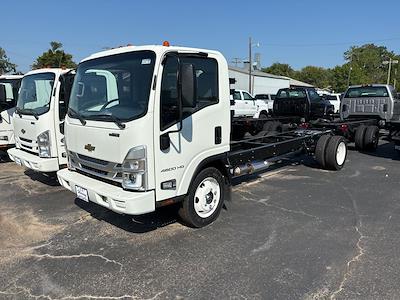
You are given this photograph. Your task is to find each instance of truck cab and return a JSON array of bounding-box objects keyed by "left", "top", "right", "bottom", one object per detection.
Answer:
[
  {"left": 0, "top": 75, "right": 23, "bottom": 149},
  {"left": 231, "top": 89, "right": 270, "bottom": 118},
  {"left": 341, "top": 84, "right": 397, "bottom": 123},
  {"left": 7, "top": 68, "right": 74, "bottom": 172},
  {"left": 273, "top": 87, "right": 334, "bottom": 120}
]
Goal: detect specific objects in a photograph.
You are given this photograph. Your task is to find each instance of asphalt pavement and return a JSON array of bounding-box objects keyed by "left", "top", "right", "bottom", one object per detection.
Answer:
[{"left": 0, "top": 141, "right": 399, "bottom": 300}]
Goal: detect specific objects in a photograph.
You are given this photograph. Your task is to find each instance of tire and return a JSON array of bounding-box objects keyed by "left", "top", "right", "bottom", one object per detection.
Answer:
[
  {"left": 325, "top": 136, "right": 347, "bottom": 170},
  {"left": 259, "top": 112, "right": 268, "bottom": 119},
  {"left": 232, "top": 127, "right": 246, "bottom": 141},
  {"left": 315, "top": 135, "right": 331, "bottom": 169},
  {"left": 354, "top": 125, "right": 367, "bottom": 150},
  {"left": 178, "top": 167, "right": 226, "bottom": 228},
  {"left": 363, "top": 126, "right": 379, "bottom": 151},
  {"left": 262, "top": 122, "right": 274, "bottom": 132},
  {"left": 263, "top": 121, "right": 282, "bottom": 133}
]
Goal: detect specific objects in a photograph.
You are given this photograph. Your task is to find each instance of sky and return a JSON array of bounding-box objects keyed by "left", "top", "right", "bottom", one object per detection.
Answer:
[{"left": 2, "top": 0, "right": 400, "bottom": 73}]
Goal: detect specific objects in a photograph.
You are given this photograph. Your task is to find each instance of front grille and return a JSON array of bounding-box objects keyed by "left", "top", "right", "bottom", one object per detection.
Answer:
[
  {"left": 17, "top": 136, "right": 38, "bottom": 154},
  {"left": 20, "top": 137, "right": 33, "bottom": 143},
  {"left": 77, "top": 153, "right": 109, "bottom": 166},
  {"left": 69, "top": 151, "right": 123, "bottom": 184},
  {"left": 81, "top": 164, "right": 108, "bottom": 176}
]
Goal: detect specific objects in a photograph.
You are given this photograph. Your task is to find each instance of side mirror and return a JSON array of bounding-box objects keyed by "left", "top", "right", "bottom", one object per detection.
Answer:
[
  {"left": 160, "top": 133, "right": 170, "bottom": 151},
  {"left": 0, "top": 85, "right": 6, "bottom": 102},
  {"left": 180, "top": 63, "right": 196, "bottom": 108}
]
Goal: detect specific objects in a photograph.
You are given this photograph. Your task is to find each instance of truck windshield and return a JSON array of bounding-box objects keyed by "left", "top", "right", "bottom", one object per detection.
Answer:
[
  {"left": 69, "top": 51, "right": 156, "bottom": 122},
  {"left": 17, "top": 73, "right": 55, "bottom": 115},
  {"left": 345, "top": 86, "right": 390, "bottom": 98},
  {"left": 276, "top": 89, "right": 307, "bottom": 99},
  {"left": 0, "top": 79, "right": 20, "bottom": 110}
]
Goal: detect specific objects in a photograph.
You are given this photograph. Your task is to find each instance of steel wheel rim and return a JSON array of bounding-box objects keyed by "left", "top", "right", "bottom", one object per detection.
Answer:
[
  {"left": 194, "top": 177, "right": 221, "bottom": 218},
  {"left": 336, "top": 142, "right": 347, "bottom": 166}
]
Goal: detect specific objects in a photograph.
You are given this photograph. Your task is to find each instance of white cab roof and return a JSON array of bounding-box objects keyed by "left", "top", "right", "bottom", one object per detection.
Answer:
[
  {"left": 25, "top": 68, "right": 72, "bottom": 76},
  {"left": 81, "top": 45, "right": 222, "bottom": 63},
  {"left": 0, "top": 74, "right": 23, "bottom": 80}
]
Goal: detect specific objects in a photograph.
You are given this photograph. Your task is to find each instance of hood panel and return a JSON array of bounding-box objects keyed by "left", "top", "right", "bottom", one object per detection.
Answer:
[{"left": 65, "top": 116, "right": 153, "bottom": 164}]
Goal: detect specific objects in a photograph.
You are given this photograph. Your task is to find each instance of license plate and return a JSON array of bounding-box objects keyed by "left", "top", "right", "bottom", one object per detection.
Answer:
[
  {"left": 76, "top": 185, "right": 89, "bottom": 202},
  {"left": 15, "top": 157, "right": 22, "bottom": 166}
]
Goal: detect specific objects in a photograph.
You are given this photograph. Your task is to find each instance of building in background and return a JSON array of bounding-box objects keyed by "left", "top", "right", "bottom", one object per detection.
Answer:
[
  {"left": 229, "top": 66, "right": 314, "bottom": 95},
  {"left": 229, "top": 66, "right": 290, "bottom": 95}
]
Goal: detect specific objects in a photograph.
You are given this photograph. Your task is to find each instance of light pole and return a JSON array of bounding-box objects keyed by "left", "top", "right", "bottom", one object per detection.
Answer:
[
  {"left": 383, "top": 58, "right": 399, "bottom": 85},
  {"left": 248, "top": 37, "right": 259, "bottom": 94}
]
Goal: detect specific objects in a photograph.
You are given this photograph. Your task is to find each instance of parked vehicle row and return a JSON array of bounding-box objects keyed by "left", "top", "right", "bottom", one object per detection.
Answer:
[
  {"left": 0, "top": 75, "right": 23, "bottom": 149},
  {"left": 1, "top": 44, "right": 350, "bottom": 228},
  {"left": 2, "top": 43, "right": 400, "bottom": 229}
]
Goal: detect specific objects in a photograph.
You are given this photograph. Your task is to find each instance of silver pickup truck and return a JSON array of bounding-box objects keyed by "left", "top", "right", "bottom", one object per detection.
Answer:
[{"left": 341, "top": 84, "right": 398, "bottom": 124}]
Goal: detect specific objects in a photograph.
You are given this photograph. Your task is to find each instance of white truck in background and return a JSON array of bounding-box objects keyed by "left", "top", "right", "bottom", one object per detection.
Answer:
[
  {"left": 0, "top": 75, "right": 23, "bottom": 149},
  {"left": 56, "top": 44, "right": 347, "bottom": 228},
  {"left": 231, "top": 89, "right": 270, "bottom": 118},
  {"left": 7, "top": 68, "right": 75, "bottom": 172}
]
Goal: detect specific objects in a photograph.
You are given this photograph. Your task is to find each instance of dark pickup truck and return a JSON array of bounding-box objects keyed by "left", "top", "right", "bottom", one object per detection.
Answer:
[{"left": 273, "top": 87, "right": 334, "bottom": 120}]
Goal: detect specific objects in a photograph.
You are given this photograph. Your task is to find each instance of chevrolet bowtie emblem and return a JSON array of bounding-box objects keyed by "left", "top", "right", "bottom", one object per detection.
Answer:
[
  {"left": 21, "top": 129, "right": 26, "bottom": 134},
  {"left": 84, "top": 144, "right": 95, "bottom": 152}
]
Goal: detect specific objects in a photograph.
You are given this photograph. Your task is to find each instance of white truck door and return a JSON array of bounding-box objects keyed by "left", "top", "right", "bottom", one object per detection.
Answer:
[
  {"left": 242, "top": 91, "right": 257, "bottom": 116},
  {"left": 154, "top": 54, "right": 226, "bottom": 201},
  {"left": 232, "top": 91, "right": 244, "bottom": 116}
]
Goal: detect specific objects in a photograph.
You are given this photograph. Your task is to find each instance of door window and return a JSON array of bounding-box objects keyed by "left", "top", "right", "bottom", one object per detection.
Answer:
[
  {"left": 160, "top": 55, "right": 219, "bottom": 130},
  {"left": 243, "top": 92, "right": 253, "bottom": 100}
]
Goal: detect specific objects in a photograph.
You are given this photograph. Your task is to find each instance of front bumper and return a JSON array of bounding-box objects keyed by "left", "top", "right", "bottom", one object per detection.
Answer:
[
  {"left": 0, "top": 130, "right": 14, "bottom": 148},
  {"left": 7, "top": 147, "right": 60, "bottom": 172},
  {"left": 57, "top": 168, "right": 156, "bottom": 215}
]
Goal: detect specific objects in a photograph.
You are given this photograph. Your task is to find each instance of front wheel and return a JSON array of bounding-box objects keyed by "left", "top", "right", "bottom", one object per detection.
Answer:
[{"left": 178, "top": 167, "right": 226, "bottom": 228}]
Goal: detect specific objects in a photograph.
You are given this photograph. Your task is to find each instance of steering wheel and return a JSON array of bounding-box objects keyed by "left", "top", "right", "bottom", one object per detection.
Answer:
[{"left": 101, "top": 98, "right": 119, "bottom": 110}]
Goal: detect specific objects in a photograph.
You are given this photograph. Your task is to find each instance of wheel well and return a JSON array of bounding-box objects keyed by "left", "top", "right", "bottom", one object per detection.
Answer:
[{"left": 259, "top": 110, "right": 268, "bottom": 116}]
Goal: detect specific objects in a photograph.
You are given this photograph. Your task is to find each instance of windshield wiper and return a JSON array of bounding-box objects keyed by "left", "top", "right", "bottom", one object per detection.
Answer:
[
  {"left": 91, "top": 113, "right": 126, "bottom": 129},
  {"left": 68, "top": 107, "right": 86, "bottom": 126},
  {"left": 15, "top": 107, "right": 39, "bottom": 120}
]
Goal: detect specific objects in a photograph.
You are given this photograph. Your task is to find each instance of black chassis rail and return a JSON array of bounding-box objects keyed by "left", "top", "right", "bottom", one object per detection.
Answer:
[
  {"left": 228, "top": 129, "right": 332, "bottom": 176},
  {"left": 309, "top": 118, "right": 378, "bottom": 140}
]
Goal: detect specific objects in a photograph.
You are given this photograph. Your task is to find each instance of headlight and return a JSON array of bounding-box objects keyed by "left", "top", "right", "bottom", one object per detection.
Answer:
[
  {"left": 121, "top": 146, "right": 147, "bottom": 191},
  {"left": 37, "top": 130, "right": 51, "bottom": 158}
]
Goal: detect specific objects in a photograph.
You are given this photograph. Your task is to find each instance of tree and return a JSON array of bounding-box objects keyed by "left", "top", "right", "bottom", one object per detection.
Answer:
[
  {"left": 32, "top": 41, "right": 76, "bottom": 69},
  {"left": 0, "top": 47, "right": 17, "bottom": 75},
  {"left": 296, "top": 66, "right": 332, "bottom": 88},
  {"left": 344, "top": 44, "right": 399, "bottom": 86},
  {"left": 262, "top": 63, "right": 295, "bottom": 77}
]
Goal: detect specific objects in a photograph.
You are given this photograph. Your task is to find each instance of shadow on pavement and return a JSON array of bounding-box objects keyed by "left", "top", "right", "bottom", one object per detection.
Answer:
[
  {"left": 358, "top": 141, "right": 400, "bottom": 161},
  {"left": 23, "top": 170, "right": 60, "bottom": 187},
  {"left": 74, "top": 198, "right": 180, "bottom": 233},
  {"left": 0, "top": 150, "right": 11, "bottom": 163}
]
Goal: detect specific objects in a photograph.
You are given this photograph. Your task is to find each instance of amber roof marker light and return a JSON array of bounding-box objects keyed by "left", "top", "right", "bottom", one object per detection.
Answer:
[{"left": 163, "top": 41, "right": 170, "bottom": 47}]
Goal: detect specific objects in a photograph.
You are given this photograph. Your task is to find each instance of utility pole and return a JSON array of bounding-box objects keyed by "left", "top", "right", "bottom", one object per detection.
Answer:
[
  {"left": 383, "top": 58, "right": 399, "bottom": 85},
  {"left": 347, "top": 54, "right": 353, "bottom": 87},
  {"left": 249, "top": 37, "right": 252, "bottom": 93},
  {"left": 231, "top": 58, "right": 242, "bottom": 67}
]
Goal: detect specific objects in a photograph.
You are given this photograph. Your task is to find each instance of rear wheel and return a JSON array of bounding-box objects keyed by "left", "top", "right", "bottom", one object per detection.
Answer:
[
  {"left": 364, "top": 126, "right": 379, "bottom": 151},
  {"left": 325, "top": 136, "right": 347, "bottom": 170},
  {"left": 315, "top": 135, "right": 331, "bottom": 169},
  {"left": 259, "top": 112, "right": 268, "bottom": 119},
  {"left": 178, "top": 167, "right": 226, "bottom": 228},
  {"left": 354, "top": 125, "right": 367, "bottom": 150}
]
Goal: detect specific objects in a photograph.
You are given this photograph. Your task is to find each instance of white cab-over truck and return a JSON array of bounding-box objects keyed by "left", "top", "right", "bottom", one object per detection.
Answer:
[
  {"left": 231, "top": 89, "right": 270, "bottom": 118},
  {"left": 0, "top": 75, "right": 23, "bottom": 149},
  {"left": 8, "top": 68, "right": 74, "bottom": 172},
  {"left": 57, "top": 44, "right": 348, "bottom": 227}
]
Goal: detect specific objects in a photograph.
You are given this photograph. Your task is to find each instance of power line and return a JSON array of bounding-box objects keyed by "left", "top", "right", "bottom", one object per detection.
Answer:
[{"left": 264, "top": 37, "right": 400, "bottom": 48}]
